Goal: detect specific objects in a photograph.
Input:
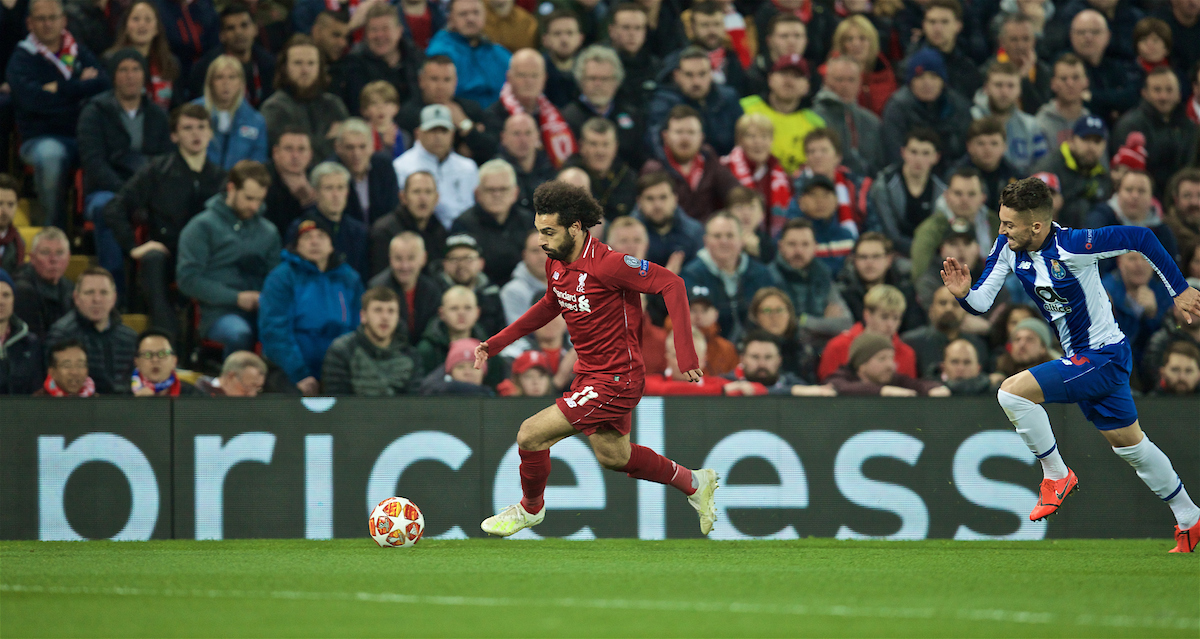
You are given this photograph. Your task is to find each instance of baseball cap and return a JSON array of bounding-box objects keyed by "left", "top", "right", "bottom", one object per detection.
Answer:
[
  {"left": 419, "top": 104, "right": 454, "bottom": 131},
  {"left": 1072, "top": 115, "right": 1107, "bottom": 139},
  {"left": 1031, "top": 171, "right": 1061, "bottom": 193},
  {"left": 444, "top": 233, "right": 481, "bottom": 257},
  {"left": 512, "top": 350, "right": 553, "bottom": 376},
  {"left": 0, "top": 268, "right": 13, "bottom": 292},
  {"left": 289, "top": 216, "right": 332, "bottom": 249},
  {"left": 771, "top": 53, "right": 809, "bottom": 77},
  {"left": 906, "top": 47, "right": 948, "bottom": 83},
  {"left": 688, "top": 285, "right": 714, "bottom": 307},
  {"left": 445, "top": 338, "right": 484, "bottom": 374},
  {"left": 800, "top": 174, "right": 836, "bottom": 195}
]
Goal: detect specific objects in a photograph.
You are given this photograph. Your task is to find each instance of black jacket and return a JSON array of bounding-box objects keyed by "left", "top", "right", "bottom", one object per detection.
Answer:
[
  {"left": 369, "top": 206, "right": 449, "bottom": 276},
  {"left": 367, "top": 269, "right": 444, "bottom": 346},
  {"left": 0, "top": 317, "right": 45, "bottom": 395},
  {"left": 396, "top": 94, "right": 492, "bottom": 160},
  {"left": 543, "top": 50, "right": 579, "bottom": 108},
  {"left": 12, "top": 264, "right": 73, "bottom": 339},
  {"left": 264, "top": 162, "right": 308, "bottom": 235},
  {"left": 1083, "top": 55, "right": 1141, "bottom": 122},
  {"left": 340, "top": 151, "right": 400, "bottom": 227},
  {"left": 77, "top": 91, "right": 173, "bottom": 195},
  {"left": 561, "top": 95, "right": 647, "bottom": 168},
  {"left": 563, "top": 154, "right": 638, "bottom": 220},
  {"left": 334, "top": 40, "right": 423, "bottom": 115},
  {"left": 616, "top": 46, "right": 662, "bottom": 106},
  {"left": 47, "top": 309, "right": 138, "bottom": 395},
  {"left": 186, "top": 44, "right": 275, "bottom": 107},
  {"left": 1113, "top": 100, "right": 1200, "bottom": 197},
  {"left": 104, "top": 150, "right": 227, "bottom": 255},
  {"left": 753, "top": 1, "right": 835, "bottom": 64},
  {"left": 837, "top": 264, "right": 927, "bottom": 335},
  {"left": 321, "top": 326, "right": 422, "bottom": 396},
  {"left": 449, "top": 204, "right": 536, "bottom": 287}
]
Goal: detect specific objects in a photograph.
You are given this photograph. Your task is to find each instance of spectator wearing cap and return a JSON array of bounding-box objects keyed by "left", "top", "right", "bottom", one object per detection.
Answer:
[
  {"left": 197, "top": 350, "right": 267, "bottom": 396},
  {"left": 437, "top": 235, "right": 506, "bottom": 336},
  {"left": 938, "top": 337, "right": 995, "bottom": 395},
  {"left": 8, "top": 0, "right": 110, "bottom": 230},
  {"left": 825, "top": 331, "right": 950, "bottom": 396},
  {"left": 1113, "top": 67, "right": 1199, "bottom": 197},
  {"left": 794, "top": 129, "right": 866, "bottom": 237},
  {"left": 130, "top": 329, "right": 205, "bottom": 396},
  {"left": 78, "top": 48, "right": 172, "bottom": 283},
  {"left": 259, "top": 218, "right": 364, "bottom": 396},
  {"left": 641, "top": 105, "right": 741, "bottom": 223},
  {"left": 901, "top": 285, "right": 990, "bottom": 379},
  {"left": 561, "top": 46, "right": 647, "bottom": 170},
  {"left": 0, "top": 268, "right": 45, "bottom": 395},
  {"left": 722, "top": 330, "right": 837, "bottom": 396},
  {"left": 260, "top": 35, "right": 350, "bottom": 161},
  {"left": 425, "top": 0, "right": 512, "bottom": 108},
  {"left": 867, "top": 129, "right": 946, "bottom": 259},
  {"left": 48, "top": 267, "right": 138, "bottom": 394},
  {"left": 1035, "top": 53, "right": 1093, "bottom": 149},
  {"left": 333, "top": 118, "right": 401, "bottom": 228},
  {"left": 910, "top": 167, "right": 997, "bottom": 280},
  {"left": 370, "top": 172, "right": 449, "bottom": 275},
  {"left": 322, "top": 286, "right": 423, "bottom": 396},
  {"left": 451, "top": 159, "right": 536, "bottom": 287},
  {"left": 970, "top": 62, "right": 1048, "bottom": 174},
  {"left": 500, "top": 230, "right": 546, "bottom": 324},
  {"left": 1150, "top": 341, "right": 1200, "bottom": 396},
  {"left": 1103, "top": 251, "right": 1174, "bottom": 365},
  {"left": 497, "top": 348, "right": 555, "bottom": 396},
  {"left": 1068, "top": 10, "right": 1140, "bottom": 122},
  {"left": 645, "top": 47, "right": 744, "bottom": 158},
  {"left": 393, "top": 103, "right": 480, "bottom": 229},
  {"left": 561, "top": 118, "right": 639, "bottom": 220},
  {"left": 1142, "top": 285, "right": 1200, "bottom": 388},
  {"left": 495, "top": 113, "right": 555, "bottom": 211},
  {"left": 1087, "top": 171, "right": 1180, "bottom": 264},
  {"left": 738, "top": 53, "right": 824, "bottom": 174},
  {"left": 811, "top": 56, "right": 885, "bottom": 178},
  {"left": 13, "top": 228, "right": 74, "bottom": 339},
  {"left": 33, "top": 339, "right": 95, "bottom": 397},
  {"left": 288, "top": 162, "right": 371, "bottom": 283},
  {"left": 367, "top": 232, "right": 442, "bottom": 345},
  {"left": 990, "top": 317, "right": 1058, "bottom": 385},
  {"left": 418, "top": 337, "right": 496, "bottom": 396},
  {"left": 952, "top": 118, "right": 1020, "bottom": 214},
  {"left": 768, "top": 218, "right": 853, "bottom": 343},
  {"left": 818, "top": 283, "right": 918, "bottom": 382},
  {"left": 416, "top": 286, "right": 503, "bottom": 387},
  {"left": 1030, "top": 115, "right": 1110, "bottom": 228},
  {"left": 721, "top": 114, "right": 793, "bottom": 214},
  {"left": 681, "top": 211, "right": 782, "bottom": 339},
  {"left": 780, "top": 174, "right": 857, "bottom": 273},
  {"left": 902, "top": 0, "right": 983, "bottom": 100},
  {"left": 882, "top": 48, "right": 972, "bottom": 170}
]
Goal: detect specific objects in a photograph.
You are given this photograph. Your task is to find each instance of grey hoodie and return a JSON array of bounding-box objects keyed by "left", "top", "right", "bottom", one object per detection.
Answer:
[
  {"left": 500, "top": 261, "right": 547, "bottom": 325},
  {"left": 811, "top": 86, "right": 885, "bottom": 176}
]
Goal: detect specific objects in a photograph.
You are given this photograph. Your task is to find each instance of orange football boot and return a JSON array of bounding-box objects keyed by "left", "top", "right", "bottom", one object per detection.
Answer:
[
  {"left": 1030, "top": 468, "right": 1079, "bottom": 521},
  {"left": 1169, "top": 521, "right": 1199, "bottom": 553}
]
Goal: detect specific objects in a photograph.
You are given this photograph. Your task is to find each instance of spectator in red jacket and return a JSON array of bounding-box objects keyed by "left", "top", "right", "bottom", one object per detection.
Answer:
[{"left": 819, "top": 283, "right": 918, "bottom": 381}]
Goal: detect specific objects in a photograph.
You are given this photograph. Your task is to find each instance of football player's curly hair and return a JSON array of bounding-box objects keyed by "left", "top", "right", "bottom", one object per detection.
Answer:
[{"left": 533, "top": 181, "right": 604, "bottom": 230}]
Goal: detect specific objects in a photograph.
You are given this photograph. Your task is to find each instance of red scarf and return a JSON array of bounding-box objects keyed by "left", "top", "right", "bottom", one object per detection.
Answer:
[
  {"left": 722, "top": 146, "right": 791, "bottom": 210},
  {"left": 1138, "top": 57, "right": 1169, "bottom": 75},
  {"left": 131, "top": 369, "right": 182, "bottom": 396},
  {"left": 43, "top": 374, "right": 96, "bottom": 397},
  {"left": 666, "top": 147, "right": 705, "bottom": 191},
  {"left": 799, "top": 166, "right": 863, "bottom": 232},
  {"left": 773, "top": 0, "right": 812, "bottom": 22},
  {"left": 147, "top": 60, "right": 173, "bottom": 110},
  {"left": 1189, "top": 96, "right": 1200, "bottom": 125},
  {"left": 22, "top": 31, "right": 78, "bottom": 79},
  {"left": 499, "top": 83, "right": 577, "bottom": 168},
  {"left": 724, "top": 10, "right": 751, "bottom": 68},
  {"left": 708, "top": 47, "right": 727, "bottom": 84}
]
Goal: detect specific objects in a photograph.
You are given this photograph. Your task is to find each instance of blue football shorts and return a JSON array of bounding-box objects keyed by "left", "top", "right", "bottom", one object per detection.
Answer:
[{"left": 1030, "top": 339, "right": 1138, "bottom": 430}]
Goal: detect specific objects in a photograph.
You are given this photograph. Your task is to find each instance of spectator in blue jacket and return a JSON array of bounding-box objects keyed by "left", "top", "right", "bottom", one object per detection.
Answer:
[
  {"left": 259, "top": 218, "right": 364, "bottom": 396},
  {"left": 7, "top": 0, "right": 110, "bottom": 229},
  {"left": 645, "top": 47, "right": 743, "bottom": 157},
  {"left": 154, "top": 0, "right": 218, "bottom": 79},
  {"left": 1103, "top": 251, "right": 1174, "bottom": 366},
  {"left": 425, "top": 0, "right": 511, "bottom": 108},
  {"left": 192, "top": 54, "right": 269, "bottom": 169},
  {"left": 287, "top": 161, "right": 371, "bottom": 283},
  {"left": 681, "top": 211, "right": 781, "bottom": 340},
  {"left": 631, "top": 171, "right": 704, "bottom": 270}
]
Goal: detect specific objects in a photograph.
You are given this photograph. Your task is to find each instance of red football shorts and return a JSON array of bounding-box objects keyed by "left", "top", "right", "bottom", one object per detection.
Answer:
[{"left": 555, "top": 375, "right": 644, "bottom": 436}]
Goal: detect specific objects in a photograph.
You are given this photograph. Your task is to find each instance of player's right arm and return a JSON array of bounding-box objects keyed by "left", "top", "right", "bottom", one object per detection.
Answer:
[
  {"left": 945, "top": 237, "right": 1012, "bottom": 316},
  {"left": 475, "top": 281, "right": 563, "bottom": 368}
]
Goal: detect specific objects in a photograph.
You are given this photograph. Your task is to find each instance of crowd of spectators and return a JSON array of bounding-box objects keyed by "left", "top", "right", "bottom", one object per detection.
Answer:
[{"left": 2, "top": 0, "right": 1200, "bottom": 400}]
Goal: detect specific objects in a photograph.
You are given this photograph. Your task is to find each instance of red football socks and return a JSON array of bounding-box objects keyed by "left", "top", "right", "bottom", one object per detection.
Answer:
[
  {"left": 518, "top": 448, "right": 551, "bottom": 514},
  {"left": 621, "top": 444, "right": 696, "bottom": 496}
]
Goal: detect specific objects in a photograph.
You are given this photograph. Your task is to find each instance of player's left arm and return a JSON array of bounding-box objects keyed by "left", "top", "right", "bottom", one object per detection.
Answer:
[
  {"left": 603, "top": 254, "right": 703, "bottom": 380},
  {"left": 1072, "top": 226, "right": 1198, "bottom": 321}
]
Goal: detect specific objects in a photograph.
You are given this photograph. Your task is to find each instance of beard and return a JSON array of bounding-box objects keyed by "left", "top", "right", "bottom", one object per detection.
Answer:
[
  {"left": 545, "top": 233, "right": 577, "bottom": 262},
  {"left": 934, "top": 311, "right": 961, "bottom": 332},
  {"left": 743, "top": 366, "right": 779, "bottom": 386}
]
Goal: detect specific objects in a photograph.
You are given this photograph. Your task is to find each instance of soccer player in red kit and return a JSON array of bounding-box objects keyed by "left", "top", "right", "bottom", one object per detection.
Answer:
[{"left": 474, "top": 181, "right": 720, "bottom": 537}]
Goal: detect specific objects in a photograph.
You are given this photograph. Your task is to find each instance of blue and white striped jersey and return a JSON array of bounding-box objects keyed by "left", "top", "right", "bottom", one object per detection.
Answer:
[{"left": 960, "top": 224, "right": 1188, "bottom": 357}]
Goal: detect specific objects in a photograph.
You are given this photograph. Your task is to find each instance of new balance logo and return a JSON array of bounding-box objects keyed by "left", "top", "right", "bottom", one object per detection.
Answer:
[
  {"left": 1018, "top": 261, "right": 1033, "bottom": 270},
  {"left": 552, "top": 271, "right": 560, "bottom": 280}
]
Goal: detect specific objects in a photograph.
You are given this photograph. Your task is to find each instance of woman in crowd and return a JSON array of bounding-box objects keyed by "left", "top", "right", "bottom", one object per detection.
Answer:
[
  {"left": 828, "top": 15, "right": 896, "bottom": 116},
  {"left": 747, "top": 286, "right": 819, "bottom": 382},
  {"left": 193, "top": 54, "right": 269, "bottom": 169},
  {"left": 106, "top": 0, "right": 180, "bottom": 110}
]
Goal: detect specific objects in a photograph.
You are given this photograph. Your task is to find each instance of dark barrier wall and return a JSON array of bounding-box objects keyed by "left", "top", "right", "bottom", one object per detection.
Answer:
[{"left": 1, "top": 397, "right": 1196, "bottom": 541}]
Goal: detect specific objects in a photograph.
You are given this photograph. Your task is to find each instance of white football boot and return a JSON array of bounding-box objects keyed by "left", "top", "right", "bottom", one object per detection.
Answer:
[
  {"left": 481, "top": 503, "right": 546, "bottom": 537},
  {"left": 687, "top": 469, "right": 720, "bottom": 535}
]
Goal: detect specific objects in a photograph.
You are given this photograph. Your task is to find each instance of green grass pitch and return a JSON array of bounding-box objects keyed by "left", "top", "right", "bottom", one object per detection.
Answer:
[{"left": 1, "top": 539, "right": 1197, "bottom": 637}]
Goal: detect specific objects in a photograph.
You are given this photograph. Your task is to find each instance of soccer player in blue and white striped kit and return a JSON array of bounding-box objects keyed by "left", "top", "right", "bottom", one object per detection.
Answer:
[{"left": 942, "top": 177, "right": 1200, "bottom": 553}]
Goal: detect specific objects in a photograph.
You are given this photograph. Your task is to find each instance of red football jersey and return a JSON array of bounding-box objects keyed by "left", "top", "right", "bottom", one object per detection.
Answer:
[{"left": 487, "top": 235, "right": 700, "bottom": 380}]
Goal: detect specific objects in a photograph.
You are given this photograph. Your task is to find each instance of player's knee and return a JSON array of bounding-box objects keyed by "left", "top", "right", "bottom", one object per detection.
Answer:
[
  {"left": 515, "top": 421, "right": 546, "bottom": 451},
  {"left": 998, "top": 375, "right": 1026, "bottom": 398}
]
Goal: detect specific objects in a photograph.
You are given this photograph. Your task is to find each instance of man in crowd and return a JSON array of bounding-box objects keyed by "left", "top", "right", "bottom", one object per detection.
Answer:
[
  {"left": 394, "top": 104, "right": 480, "bottom": 229},
  {"left": 1113, "top": 67, "right": 1199, "bottom": 196},
  {"left": 416, "top": 285, "right": 492, "bottom": 380},
  {"left": 437, "top": 234, "right": 505, "bottom": 336},
  {"left": 1152, "top": 341, "right": 1200, "bottom": 396},
  {"left": 294, "top": 161, "right": 370, "bottom": 282},
  {"left": 882, "top": 48, "right": 972, "bottom": 169},
  {"left": 641, "top": 105, "right": 739, "bottom": 221},
  {"left": 811, "top": 56, "right": 884, "bottom": 177},
  {"left": 370, "top": 172, "right": 448, "bottom": 274},
  {"left": 836, "top": 233, "right": 925, "bottom": 333},
  {"left": 794, "top": 129, "right": 865, "bottom": 237},
  {"left": 367, "top": 232, "right": 442, "bottom": 345},
  {"left": 1070, "top": 9, "right": 1139, "bottom": 121},
  {"left": 779, "top": 176, "right": 856, "bottom": 274},
  {"left": 970, "top": 62, "right": 1047, "bottom": 173},
  {"left": 0, "top": 178, "right": 20, "bottom": 275},
  {"left": 482, "top": 49, "right": 577, "bottom": 171},
  {"left": 47, "top": 267, "right": 136, "bottom": 394},
  {"left": 8, "top": 0, "right": 109, "bottom": 229},
  {"left": 910, "top": 167, "right": 996, "bottom": 281},
  {"left": 902, "top": 285, "right": 989, "bottom": 379},
  {"left": 739, "top": 54, "right": 824, "bottom": 174},
  {"left": 35, "top": 339, "right": 95, "bottom": 397},
  {"left": 953, "top": 117, "right": 1019, "bottom": 213},
  {"left": 397, "top": 56, "right": 492, "bottom": 161},
  {"left": 632, "top": 171, "right": 704, "bottom": 270},
  {"left": 1036, "top": 53, "right": 1092, "bottom": 147},
  {"left": 323, "top": 286, "right": 423, "bottom": 396},
  {"left": 818, "top": 283, "right": 918, "bottom": 382},
  {"left": 745, "top": 13, "right": 806, "bottom": 96},
  {"left": 646, "top": 47, "right": 743, "bottom": 157},
  {"left": 1087, "top": 170, "right": 1180, "bottom": 260},
  {"left": 681, "top": 212, "right": 780, "bottom": 338},
  {"left": 311, "top": 11, "right": 350, "bottom": 64},
  {"left": 563, "top": 118, "right": 638, "bottom": 220},
  {"left": 264, "top": 128, "right": 316, "bottom": 233},
  {"left": 990, "top": 317, "right": 1058, "bottom": 384},
  {"left": 1030, "top": 115, "right": 1110, "bottom": 227},
  {"left": 131, "top": 330, "right": 204, "bottom": 396},
  {"left": 500, "top": 230, "right": 546, "bottom": 324},
  {"left": 722, "top": 332, "right": 837, "bottom": 396},
  {"left": 450, "top": 158, "right": 534, "bottom": 286},
  {"left": 334, "top": 118, "right": 400, "bottom": 227},
  {"left": 336, "top": 3, "right": 421, "bottom": 114},
  {"left": 540, "top": 10, "right": 583, "bottom": 107},
  {"left": 939, "top": 337, "right": 995, "bottom": 395},
  {"left": 483, "top": 0, "right": 538, "bottom": 53},
  {"left": 608, "top": 3, "right": 661, "bottom": 105},
  {"left": 826, "top": 331, "right": 950, "bottom": 396},
  {"left": 260, "top": 35, "right": 350, "bottom": 161},
  {"left": 105, "top": 103, "right": 226, "bottom": 338},
  {"left": 177, "top": 161, "right": 281, "bottom": 357},
  {"left": 562, "top": 45, "right": 645, "bottom": 169},
  {"left": 187, "top": 3, "right": 275, "bottom": 107},
  {"left": 767, "top": 218, "right": 853, "bottom": 343},
  {"left": 993, "top": 14, "right": 1051, "bottom": 114},
  {"left": 906, "top": 0, "right": 981, "bottom": 98},
  {"left": 869, "top": 129, "right": 946, "bottom": 259},
  {"left": 13, "top": 228, "right": 74, "bottom": 338},
  {"left": 425, "top": 0, "right": 511, "bottom": 108},
  {"left": 497, "top": 113, "right": 554, "bottom": 211},
  {"left": 0, "top": 268, "right": 44, "bottom": 395},
  {"left": 668, "top": 1, "right": 747, "bottom": 95},
  {"left": 1167, "top": 168, "right": 1200, "bottom": 248},
  {"left": 199, "top": 350, "right": 267, "bottom": 396}
]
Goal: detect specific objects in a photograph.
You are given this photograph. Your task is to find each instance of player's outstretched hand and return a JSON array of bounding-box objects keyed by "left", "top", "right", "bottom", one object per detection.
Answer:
[
  {"left": 474, "top": 341, "right": 490, "bottom": 369},
  {"left": 1174, "top": 286, "right": 1200, "bottom": 324},
  {"left": 683, "top": 369, "right": 704, "bottom": 382},
  {"left": 941, "top": 257, "right": 972, "bottom": 298}
]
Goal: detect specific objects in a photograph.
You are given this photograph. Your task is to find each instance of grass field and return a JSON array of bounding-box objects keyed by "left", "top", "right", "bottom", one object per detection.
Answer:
[{"left": 1, "top": 539, "right": 1197, "bottom": 638}]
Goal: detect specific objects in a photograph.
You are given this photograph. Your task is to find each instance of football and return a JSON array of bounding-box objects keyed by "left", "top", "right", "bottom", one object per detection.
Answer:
[{"left": 369, "top": 497, "right": 425, "bottom": 548}]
